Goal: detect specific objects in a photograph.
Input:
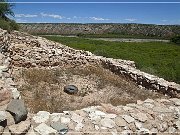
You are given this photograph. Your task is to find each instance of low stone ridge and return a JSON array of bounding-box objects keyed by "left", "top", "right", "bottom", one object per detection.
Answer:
[{"left": 0, "top": 28, "right": 180, "bottom": 134}]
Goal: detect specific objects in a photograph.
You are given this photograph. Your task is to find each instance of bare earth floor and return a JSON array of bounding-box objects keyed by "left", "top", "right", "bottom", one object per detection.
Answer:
[{"left": 12, "top": 64, "right": 168, "bottom": 113}]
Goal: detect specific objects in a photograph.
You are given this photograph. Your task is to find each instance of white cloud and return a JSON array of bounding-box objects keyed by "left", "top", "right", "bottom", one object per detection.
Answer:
[
  {"left": 15, "top": 18, "right": 27, "bottom": 23},
  {"left": 161, "top": 19, "right": 167, "bottom": 22},
  {"left": 90, "top": 17, "right": 110, "bottom": 21},
  {"left": 15, "top": 14, "right": 38, "bottom": 18},
  {"left": 40, "top": 13, "right": 63, "bottom": 19},
  {"left": 124, "top": 18, "right": 137, "bottom": 22}
]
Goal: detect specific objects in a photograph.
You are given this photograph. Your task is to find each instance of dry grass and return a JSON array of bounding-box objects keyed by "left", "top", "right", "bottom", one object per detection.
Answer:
[{"left": 15, "top": 65, "right": 167, "bottom": 113}]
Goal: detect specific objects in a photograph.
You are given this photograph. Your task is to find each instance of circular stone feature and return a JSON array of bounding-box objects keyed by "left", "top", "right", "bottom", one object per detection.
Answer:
[{"left": 64, "top": 85, "right": 78, "bottom": 95}]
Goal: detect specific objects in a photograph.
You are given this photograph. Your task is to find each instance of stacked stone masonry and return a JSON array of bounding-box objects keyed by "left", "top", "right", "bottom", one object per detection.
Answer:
[{"left": 0, "top": 28, "right": 180, "bottom": 134}]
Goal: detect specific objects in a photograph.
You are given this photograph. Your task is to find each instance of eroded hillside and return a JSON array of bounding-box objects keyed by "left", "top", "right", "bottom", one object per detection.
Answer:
[{"left": 20, "top": 23, "right": 180, "bottom": 38}]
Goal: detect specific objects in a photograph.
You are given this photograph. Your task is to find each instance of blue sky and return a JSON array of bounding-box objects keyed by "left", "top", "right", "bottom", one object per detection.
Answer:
[{"left": 8, "top": 0, "right": 180, "bottom": 24}]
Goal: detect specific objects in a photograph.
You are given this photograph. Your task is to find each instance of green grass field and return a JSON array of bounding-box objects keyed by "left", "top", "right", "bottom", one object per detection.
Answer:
[
  {"left": 43, "top": 36, "right": 180, "bottom": 84},
  {"left": 76, "top": 33, "right": 168, "bottom": 39}
]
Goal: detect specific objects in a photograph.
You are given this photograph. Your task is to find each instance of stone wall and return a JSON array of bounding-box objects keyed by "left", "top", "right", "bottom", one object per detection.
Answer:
[{"left": 5, "top": 29, "right": 180, "bottom": 98}]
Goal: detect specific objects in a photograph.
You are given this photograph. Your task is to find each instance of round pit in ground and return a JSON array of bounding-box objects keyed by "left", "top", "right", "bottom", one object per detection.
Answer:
[{"left": 13, "top": 65, "right": 167, "bottom": 113}]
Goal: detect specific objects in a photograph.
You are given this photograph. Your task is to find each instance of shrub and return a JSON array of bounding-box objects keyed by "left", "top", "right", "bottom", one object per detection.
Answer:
[
  {"left": 0, "top": 18, "right": 19, "bottom": 31},
  {"left": 171, "top": 35, "right": 180, "bottom": 45}
]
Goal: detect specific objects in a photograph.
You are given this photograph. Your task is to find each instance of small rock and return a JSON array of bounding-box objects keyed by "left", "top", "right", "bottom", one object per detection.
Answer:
[
  {"left": 33, "top": 111, "right": 50, "bottom": 123},
  {"left": 34, "top": 123, "right": 57, "bottom": 135},
  {"left": 94, "top": 111, "right": 106, "bottom": 116},
  {"left": 143, "top": 103, "right": 154, "bottom": 108},
  {"left": 89, "top": 112, "right": 101, "bottom": 121},
  {"left": 0, "top": 89, "right": 11, "bottom": 106},
  {"left": 0, "top": 66, "right": 8, "bottom": 72},
  {"left": 114, "top": 116, "right": 127, "bottom": 127},
  {"left": 144, "top": 99, "right": 154, "bottom": 103},
  {"left": 104, "top": 113, "right": 117, "bottom": 119},
  {"left": 50, "top": 113, "right": 61, "bottom": 122},
  {"left": 5, "top": 112, "right": 15, "bottom": 126},
  {"left": 121, "top": 130, "right": 133, "bottom": 135},
  {"left": 100, "top": 118, "right": 116, "bottom": 128},
  {"left": 137, "top": 100, "right": 143, "bottom": 105},
  {"left": 8, "top": 120, "right": 31, "bottom": 135},
  {"left": 2, "top": 127, "right": 11, "bottom": 135},
  {"left": 26, "top": 126, "right": 37, "bottom": 135},
  {"left": 170, "top": 98, "right": 180, "bottom": 106},
  {"left": 175, "top": 121, "right": 180, "bottom": 129},
  {"left": 153, "top": 106, "right": 172, "bottom": 113},
  {"left": 157, "top": 122, "right": 168, "bottom": 132},
  {"left": 122, "top": 115, "right": 135, "bottom": 124},
  {"left": 150, "top": 128, "right": 158, "bottom": 134},
  {"left": 11, "top": 88, "right": 20, "bottom": 99},
  {"left": 95, "top": 125, "right": 99, "bottom": 130},
  {"left": 130, "top": 113, "right": 148, "bottom": 122},
  {"left": 51, "top": 121, "right": 68, "bottom": 134},
  {"left": 138, "top": 128, "right": 150, "bottom": 134},
  {"left": 71, "top": 113, "right": 84, "bottom": 124},
  {"left": 61, "top": 117, "right": 71, "bottom": 124},
  {"left": 6, "top": 99, "right": 28, "bottom": 124},
  {"left": 123, "top": 106, "right": 133, "bottom": 111},
  {"left": 67, "top": 122, "right": 75, "bottom": 130},
  {"left": 135, "top": 121, "right": 142, "bottom": 130},
  {"left": 0, "top": 126, "right": 4, "bottom": 133},
  {"left": 168, "top": 127, "right": 176, "bottom": 133},
  {"left": 0, "top": 111, "right": 6, "bottom": 123},
  {"left": 64, "top": 85, "right": 78, "bottom": 95},
  {"left": 75, "top": 123, "right": 84, "bottom": 131},
  {"left": 5, "top": 78, "right": 16, "bottom": 86}
]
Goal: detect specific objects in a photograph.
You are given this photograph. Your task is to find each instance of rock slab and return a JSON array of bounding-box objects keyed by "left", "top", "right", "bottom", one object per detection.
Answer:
[{"left": 6, "top": 99, "right": 28, "bottom": 124}]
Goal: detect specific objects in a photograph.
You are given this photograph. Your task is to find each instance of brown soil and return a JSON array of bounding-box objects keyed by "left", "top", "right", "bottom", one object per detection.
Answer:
[{"left": 13, "top": 64, "right": 167, "bottom": 113}]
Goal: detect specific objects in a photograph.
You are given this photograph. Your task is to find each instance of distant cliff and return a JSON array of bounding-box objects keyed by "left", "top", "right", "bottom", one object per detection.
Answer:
[{"left": 19, "top": 23, "right": 180, "bottom": 38}]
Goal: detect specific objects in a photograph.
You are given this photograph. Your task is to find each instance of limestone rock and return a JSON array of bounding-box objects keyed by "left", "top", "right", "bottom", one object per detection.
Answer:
[
  {"left": 122, "top": 115, "right": 135, "bottom": 124},
  {"left": 135, "top": 121, "right": 142, "bottom": 130},
  {"left": 100, "top": 118, "right": 116, "bottom": 128},
  {"left": 0, "top": 126, "right": 4, "bottom": 134},
  {"left": 34, "top": 123, "right": 57, "bottom": 135},
  {"left": 5, "top": 112, "right": 15, "bottom": 126},
  {"left": 71, "top": 113, "right": 84, "bottom": 124},
  {"left": 8, "top": 120, "right": 31, "bottom": 135},
  {"left": 75, "top": 123, "right": 84, "bottom": 131},
  {"left": 33, "top": 111, "right": 50, "bottom": 123},
  {"left": 0, "top": 66, "right": 8, "bottom": 72},
  {"left": 6, "top": 99, "right": 28, "bottom": 124},
  {"left": 114, "top": 116, "right": 127, "bottom": 127},
  {"left": 0, "top": 111, "right": 6, "bottom": 123},
  {"left": 170, "top": 98, "right": 180, "bottom": 106},
  {"left": 2, "top": 127, "right": 11, "bottom": 135},
  {"left": 130, "top": 113, "right": 148, "bottom": 122},
  {"left": 11, "top": 88, "right": 20, "bottom": 99},
  {"left": 51, "top": 121, "right": 68, "bottom": 134},
  {"left": 61, "top": 117, "right": 71, "bottom": 124},
  {"left": 50, "top": 113, "right": 61, "bottom": 122}
]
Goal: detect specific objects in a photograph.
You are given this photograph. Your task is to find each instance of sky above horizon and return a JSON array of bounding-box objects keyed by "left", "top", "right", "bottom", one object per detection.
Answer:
[{"left": 7, "top": 0, "right": 180, "bottom": 24}]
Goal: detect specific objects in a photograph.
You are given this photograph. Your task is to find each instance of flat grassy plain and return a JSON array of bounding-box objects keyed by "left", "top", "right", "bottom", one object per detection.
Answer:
[{"left": 43, "top": 36, "right": 180, "bottom": 84}]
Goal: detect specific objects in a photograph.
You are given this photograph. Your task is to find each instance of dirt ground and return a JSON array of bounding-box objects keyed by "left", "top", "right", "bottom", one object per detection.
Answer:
[{"left": 12, "top": 64, "right": 168, "bottom": 113}]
